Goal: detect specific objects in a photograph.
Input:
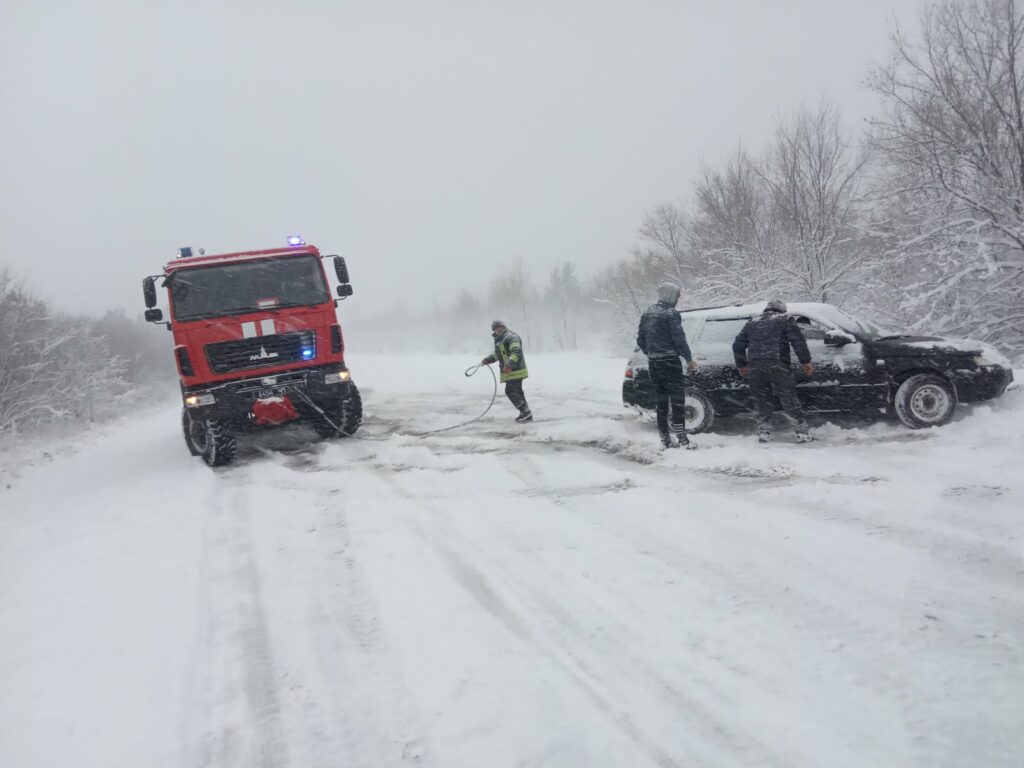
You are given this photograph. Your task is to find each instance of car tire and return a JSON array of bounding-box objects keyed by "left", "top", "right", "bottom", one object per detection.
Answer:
[
  {"left": 894, "top": 373, "right": 956, "bottom": 429},
  {"left": 183, "top": 410, "right": 237, "bottom": 466},
  {"left": 684, "top": 389, "right": 715, "bottom": 434}
]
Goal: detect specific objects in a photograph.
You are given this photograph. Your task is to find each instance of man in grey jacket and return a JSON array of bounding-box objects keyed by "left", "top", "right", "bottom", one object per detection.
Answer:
[
  {"left": 637, "top": 283, "right": 699, "bottom": 449},
  {"left": 732, "top": 300, "right": 815, "bottom": 443}
]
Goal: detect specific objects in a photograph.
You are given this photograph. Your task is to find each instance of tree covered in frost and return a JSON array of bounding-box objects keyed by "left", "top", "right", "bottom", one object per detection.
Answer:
[
  {"left": 867, "top": 0, "right": 1024, "bottom": 354},
  {"left": 598, "top": 102, "right": 873, "bottom": 319},
  {"left": 598, "top": 0, "right": 1024, "bottom": 359},
  {"left": 0, "top": 270, "right": 167, "bottom": 440},
  {"left": 763, "top": 103, "right": 875, "bottom": 304}
]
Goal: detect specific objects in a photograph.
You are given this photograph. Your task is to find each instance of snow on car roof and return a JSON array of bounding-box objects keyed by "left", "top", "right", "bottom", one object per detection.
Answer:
[{"left": 680, "top": 301, "right": 871, "bottom": 334}]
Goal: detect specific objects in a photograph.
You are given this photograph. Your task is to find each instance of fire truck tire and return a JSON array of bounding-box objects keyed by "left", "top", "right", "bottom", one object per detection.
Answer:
[
  {"left": 183, "top": 410, "right": 237, "bottom": 466},
  {"left": 182, "top": 409, "right": 201, "bottom": 455},
  {"left": 311, "top": 384, "right": 363, "bottom": 438}
]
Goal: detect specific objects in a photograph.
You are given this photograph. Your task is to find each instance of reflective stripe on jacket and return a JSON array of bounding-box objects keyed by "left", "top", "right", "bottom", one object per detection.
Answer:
[{"left": 484, "top": 329, "right": 529, "bottom": 382}]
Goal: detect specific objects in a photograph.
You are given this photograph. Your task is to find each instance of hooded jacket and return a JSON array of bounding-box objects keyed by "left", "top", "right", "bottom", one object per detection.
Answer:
[
  {"left": 732, "top": 311, "right": 811, "bottom": 367},
  {"left": 636, "top": 299, "right": 693, "bottom": 362}
]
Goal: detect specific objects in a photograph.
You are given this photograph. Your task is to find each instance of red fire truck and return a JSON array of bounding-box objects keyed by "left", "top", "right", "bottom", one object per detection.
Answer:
[{"left": 143, "top": 237, "right": 361, "bottom": 466}]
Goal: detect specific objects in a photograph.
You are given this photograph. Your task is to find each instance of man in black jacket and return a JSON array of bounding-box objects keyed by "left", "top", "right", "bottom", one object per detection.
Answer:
[
  {"left": 637, "top": 283, "right": 699, "bottom": 449},
  {"left": 732, "top": 299, "right": 815, "bottom": 443}
]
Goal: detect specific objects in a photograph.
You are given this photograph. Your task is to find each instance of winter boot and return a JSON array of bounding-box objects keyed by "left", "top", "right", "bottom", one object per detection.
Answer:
[
  {"left": 673, "top": 429, "right": 697, "bottom": 450},
  {"left": 660, "top": 434, "right": 675, "bottom": 449},
  {"left": 515, "top": 410, "right": 533, "bottom": 423}
]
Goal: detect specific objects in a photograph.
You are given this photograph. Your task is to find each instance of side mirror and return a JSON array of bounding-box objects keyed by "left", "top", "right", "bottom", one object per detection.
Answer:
[
  {"left": 825, "top": 330, "right": 855, "bottom": 346},
  {"left": 332, "top": 256, "right": 350, "bottom": 284},
  {"left": 336, "top": 284, "right": 354, "bottom": 297},
  {"left": 143, "top": 276, "right": 157, "bottom": 308},
  {"left": 145, "top": 308, "right": 164, "bottom": 322}
]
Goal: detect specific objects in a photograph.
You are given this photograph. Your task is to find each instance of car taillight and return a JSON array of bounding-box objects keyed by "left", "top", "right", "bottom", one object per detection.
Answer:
[
  {"left": 330, "top": 324, "right": 343, "bottom": 354},
  {"left": 175, "top": 346, "right": 195, "bottom": 377},
  {"left": 625, "top": 367, "right": 633, "bottom": 379}
]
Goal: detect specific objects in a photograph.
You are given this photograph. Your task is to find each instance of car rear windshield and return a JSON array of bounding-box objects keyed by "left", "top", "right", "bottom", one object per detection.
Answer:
[{"left": 168, "top": 255, "right": 329, "bottom": 321}]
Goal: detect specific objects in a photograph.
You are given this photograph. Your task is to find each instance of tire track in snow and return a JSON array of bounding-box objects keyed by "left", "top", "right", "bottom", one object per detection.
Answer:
[
  {"left": 483, "top": 457, "right": 796, "bottom": 767},
  {"left": 268, "top": 407, "right": 1022, "bottom": 767},
  {"left": 494, "top": 436, "right": 1024, "bottom": 767},
  {"left": 498, "top": 451, "right": 943, "bottom": 766},
  {"left": 244, "top": 453, "right": 436, "bottom": 768},
  {"left": 188, "top": 472, "right": 290, "bottom": 768},
  {"left": 377, "top": 467, "right": 707, "bottom": 768},
  {"left": 302, "top": 486, "right": 435, "bottom": 768}
]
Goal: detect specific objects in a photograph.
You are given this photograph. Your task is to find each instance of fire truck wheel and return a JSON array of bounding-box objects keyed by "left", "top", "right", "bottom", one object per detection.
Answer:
[
  {"left": 183, "top": 410, "right": 237, "bottom": 466},
  {"left": 182, "top": 409, "right": 201, "bottom": 455},
  {"left": 311, "top": 384, "right": 363, "bottom": 438}
]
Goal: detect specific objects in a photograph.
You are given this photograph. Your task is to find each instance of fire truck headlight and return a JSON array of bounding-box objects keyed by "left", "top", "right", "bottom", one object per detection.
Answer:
[
  {"left": 184, "top": 393, "right": 216, "bottom": 407},
  {"left": 325, "top": 370, "right": 351, "bottom": 385}
]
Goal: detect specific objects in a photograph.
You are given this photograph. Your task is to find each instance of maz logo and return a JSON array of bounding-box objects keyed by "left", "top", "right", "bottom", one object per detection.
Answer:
[{"left": 249, "top": 347, "right": 280, "bottom": 361}]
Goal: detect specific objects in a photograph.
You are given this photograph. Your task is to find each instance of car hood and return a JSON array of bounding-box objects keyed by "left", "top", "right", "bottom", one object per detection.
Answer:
[{"left": 868, "top": 335, "right": 1011, "bottom": 366}]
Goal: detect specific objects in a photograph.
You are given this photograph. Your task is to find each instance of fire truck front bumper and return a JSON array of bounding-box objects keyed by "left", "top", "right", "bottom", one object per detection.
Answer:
[{"left": 181, "top": 365, "right": 355, "bottom": 420}]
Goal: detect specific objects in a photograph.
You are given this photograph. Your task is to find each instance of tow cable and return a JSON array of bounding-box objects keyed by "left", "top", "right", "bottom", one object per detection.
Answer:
[{"left": 291, "top": 363, "right": 498, "bottom": 441}]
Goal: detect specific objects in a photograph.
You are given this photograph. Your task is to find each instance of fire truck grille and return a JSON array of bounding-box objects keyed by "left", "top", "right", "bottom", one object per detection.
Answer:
[{"left": 205, "top": 330, "right": 316, "bottom": 374}]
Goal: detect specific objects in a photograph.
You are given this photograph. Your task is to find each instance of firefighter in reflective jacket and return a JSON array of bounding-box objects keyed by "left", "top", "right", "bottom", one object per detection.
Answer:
[{"left": 481, "top": 320, "right": 532, "bottom": 422}]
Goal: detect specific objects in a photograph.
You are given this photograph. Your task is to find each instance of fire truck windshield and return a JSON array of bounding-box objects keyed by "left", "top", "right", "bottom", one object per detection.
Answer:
[{"left": 168, "top": 255, "right": 330, "bottom": 321}]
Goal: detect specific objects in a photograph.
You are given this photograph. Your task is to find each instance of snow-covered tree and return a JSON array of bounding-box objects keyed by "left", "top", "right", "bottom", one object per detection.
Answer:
[
  {"left": 689, "top": 147, "right": 785, "bottom": 303},
  {"left": 543, "top": 263, "right": 582, "bottom": 350},
  {"left": 0, "top": 271, "right": 139, "bottom": 440},
  {"left": 763, "top": 102, "right": 874, "bottom": 303},
  {"left": 868, "top": 0, "right": 1024, "bottom": 354},
  {"left": 0, "top": 272, "right": 60, "bottom": 437}
]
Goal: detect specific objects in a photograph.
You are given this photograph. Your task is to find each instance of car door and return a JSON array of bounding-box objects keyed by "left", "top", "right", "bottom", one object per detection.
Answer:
[
  {"left": 687, "top": 316, "right": 755, "bottom": 417},
  {"left": 791, "top": 315, "right": 887, "bottom": 412}
]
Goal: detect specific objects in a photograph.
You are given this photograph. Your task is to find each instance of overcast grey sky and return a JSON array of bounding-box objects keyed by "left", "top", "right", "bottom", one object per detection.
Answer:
[{"left": 1, "top": 0, "right": 922, "bottom": 318}]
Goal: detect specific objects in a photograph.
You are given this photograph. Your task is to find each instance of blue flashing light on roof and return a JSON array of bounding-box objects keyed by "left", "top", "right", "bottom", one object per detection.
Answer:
[
  {"left": 178, "top": 246, "right": 193, "bottom": 258},
  {"left": 287, "top": 235, "right": 305, "bottom": 247}
]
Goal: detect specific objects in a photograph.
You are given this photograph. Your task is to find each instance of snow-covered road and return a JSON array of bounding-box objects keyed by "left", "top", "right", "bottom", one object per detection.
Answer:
[{"left": 2, "top": 355, "right": 1022, "bottom": 768}]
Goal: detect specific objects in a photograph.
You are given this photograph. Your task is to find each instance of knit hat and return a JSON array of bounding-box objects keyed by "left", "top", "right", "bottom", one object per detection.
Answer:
[
  {"left": 764, "top": 299, "right": 787, "bottom": 314},
  {"left": 491, "top": 319, "right": 507, "bottom": 330}
]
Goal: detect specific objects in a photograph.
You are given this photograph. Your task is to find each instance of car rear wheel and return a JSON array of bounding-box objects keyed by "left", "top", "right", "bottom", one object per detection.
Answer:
[
  {"left": 684, "top": 389, "right": 715, "bottom": 434},
  {"left": 894, "top": 374, "right": 956, "bottom": 428}
]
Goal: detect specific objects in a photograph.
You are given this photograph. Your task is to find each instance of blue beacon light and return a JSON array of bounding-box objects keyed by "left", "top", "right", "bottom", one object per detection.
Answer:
[{"left": 287, "top": 235, "right": 305, "bottom": 246}]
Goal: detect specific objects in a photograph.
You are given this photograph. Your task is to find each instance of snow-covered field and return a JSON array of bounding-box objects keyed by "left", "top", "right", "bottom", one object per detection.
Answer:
[{"left": 1, "top": 354, "right": 1022, "bottom": 768}]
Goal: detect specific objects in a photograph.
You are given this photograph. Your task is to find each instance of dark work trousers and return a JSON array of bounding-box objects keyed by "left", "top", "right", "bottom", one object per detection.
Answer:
[
  {"left": 648, "top": 357, "right": 688, "bottom": 440},
  {"left": 748, "top": 360, "right": 808, "bottom": 433},
  {"left": 505, "top": 379, "right": 529, "bottom": 413}
]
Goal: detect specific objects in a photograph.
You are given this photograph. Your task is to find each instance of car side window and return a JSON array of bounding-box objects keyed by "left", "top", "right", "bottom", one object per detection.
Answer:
[
  {"left": 694, "top": 318, "right": 750, "bottom": 362},
  {"left": 794, "top": 316, "right": 826, "bottom": 340}
]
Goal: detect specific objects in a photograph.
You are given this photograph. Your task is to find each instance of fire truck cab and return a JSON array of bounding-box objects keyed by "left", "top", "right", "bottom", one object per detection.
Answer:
[{"left": 143, "top": 237, "right": 361, "bottom": 466}]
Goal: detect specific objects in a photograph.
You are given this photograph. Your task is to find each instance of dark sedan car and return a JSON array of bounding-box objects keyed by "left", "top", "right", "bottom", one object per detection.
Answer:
[{"left": 622, "top": 301, "right": 1014, "bottom": 433}]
